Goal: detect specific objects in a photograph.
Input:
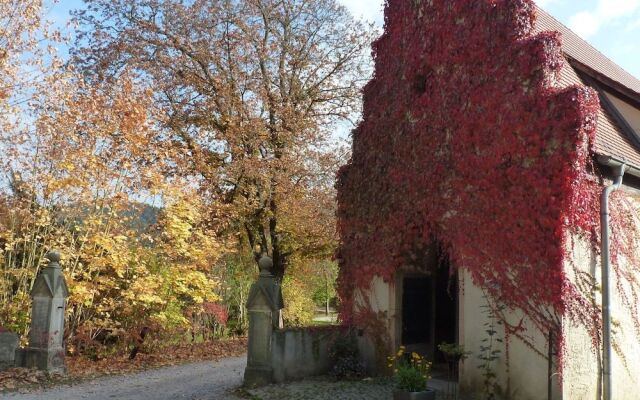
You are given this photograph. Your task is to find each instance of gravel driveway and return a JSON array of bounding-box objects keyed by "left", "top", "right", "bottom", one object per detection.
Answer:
[{"left": 1, "top": 356, "right": 247, "bottom": 400}]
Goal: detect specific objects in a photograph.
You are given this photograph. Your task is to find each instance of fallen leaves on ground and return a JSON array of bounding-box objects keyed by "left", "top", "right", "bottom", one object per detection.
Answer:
[
  {"left": 0, "top": 337, "right": 247, "bottom": 393},
  {"left": 67, "top": 337, "right": 248, "bottom": 378},
  {"left": 0, "top": 368, "right": 50, "bottom": 392}
]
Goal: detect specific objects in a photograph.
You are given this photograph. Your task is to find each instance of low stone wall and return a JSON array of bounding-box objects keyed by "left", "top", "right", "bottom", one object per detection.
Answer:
[{"left": 270, "top": 325, "right": 345, "bottom": 383}]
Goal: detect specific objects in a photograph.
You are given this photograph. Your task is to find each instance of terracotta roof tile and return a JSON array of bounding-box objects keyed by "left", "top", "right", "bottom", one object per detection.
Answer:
[
  {"left": 557, "top": 58, "right": 640, "bottom": 167},
  {"left": 533, "top": 7, "right": 640, "bottom": 168},
  {"left": 534, "top": 8, "right": 640, "bottom": 96}
]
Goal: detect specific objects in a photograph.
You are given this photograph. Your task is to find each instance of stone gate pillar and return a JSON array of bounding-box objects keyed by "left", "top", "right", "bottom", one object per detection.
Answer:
[
  {"left": 18, "top": 250, "right": 69, "bottom": 373},
  {"left": 243, "top": 255, "right": 284, "bottom": 388}
]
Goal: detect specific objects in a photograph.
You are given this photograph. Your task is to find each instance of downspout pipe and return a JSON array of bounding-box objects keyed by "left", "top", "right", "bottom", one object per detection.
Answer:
[{"left": 601, "top": 161, "right": 626, "bottom": 400}]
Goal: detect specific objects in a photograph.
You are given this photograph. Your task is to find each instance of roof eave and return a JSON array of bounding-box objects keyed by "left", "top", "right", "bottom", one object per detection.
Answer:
[
  {"left": 568, "top": 58, "right": 640, "bottom": 106},
  {"left": 597, "top": 154, "right": 640, "bottom": 179}
]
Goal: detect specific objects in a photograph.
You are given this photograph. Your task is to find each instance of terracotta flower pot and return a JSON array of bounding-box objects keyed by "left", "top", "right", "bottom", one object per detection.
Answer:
[{"left": 393, "top": 388, "right": 436, "bottom": 400}]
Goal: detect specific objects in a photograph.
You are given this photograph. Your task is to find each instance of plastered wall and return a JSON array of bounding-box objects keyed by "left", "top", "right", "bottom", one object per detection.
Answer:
[
  {"left": 563, "top": 194, "right": 640, "bottom": 400},
  {"left": 359, "top": 270, "right": 561, "bottom": 400},
  {"left": 458, "top": 269, "right": 559, "bottom": 400}
]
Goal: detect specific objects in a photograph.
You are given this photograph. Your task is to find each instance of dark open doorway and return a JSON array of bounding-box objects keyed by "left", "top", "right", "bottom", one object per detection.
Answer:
[
  {"left": 402, "top": 277, "right": 433, "bottom": 345},
  {"left": 401, "top": 263, "right": 458, "bottom": 363}
]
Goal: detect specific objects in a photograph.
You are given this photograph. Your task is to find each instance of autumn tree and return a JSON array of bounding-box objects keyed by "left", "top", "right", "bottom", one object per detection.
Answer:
[
  {"left": 0, "top": 0, "right": 50, "bottom": 166},
  {"left": 1, "top": 73, "right": 225, "bottom": 342},
  {"left": 0, "top": 0, "right": 226, "bottom": 351},
  {"left": 0, "top": 0, "right": 60, "bottom": 333},
  {"left": 72, "top": 0, "right": 374, "bottom": 278},
  {"left": 0, "top": 0, "right": 42, "bottom": 102}
]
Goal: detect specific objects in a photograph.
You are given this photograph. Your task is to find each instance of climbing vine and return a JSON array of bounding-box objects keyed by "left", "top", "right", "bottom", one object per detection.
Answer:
[{"left": 335, "top": 0, "right": 639, "bottom": 366}]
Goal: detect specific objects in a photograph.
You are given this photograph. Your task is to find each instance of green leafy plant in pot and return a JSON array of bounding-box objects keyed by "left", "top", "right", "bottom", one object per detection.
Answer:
[
  {"left": 438, "top": 342, "right": 469, "bottom": 397},
  {"left": 438, "top": 342, "right": 470, "bottom": 381},
  {"left": 388, "top": 346, "right": 436, "bottom": 400},
  {"left": 437, "top": 342, "right": 470, "bottom": 363}
]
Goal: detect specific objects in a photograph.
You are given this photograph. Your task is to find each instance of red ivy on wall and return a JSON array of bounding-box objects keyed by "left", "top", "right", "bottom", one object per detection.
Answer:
[{"left": 336, "top": 0, "right": 606, "bottom": 356}]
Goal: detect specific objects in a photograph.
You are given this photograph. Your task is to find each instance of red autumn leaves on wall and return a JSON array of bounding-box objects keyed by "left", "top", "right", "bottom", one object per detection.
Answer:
[{"left": 336, "top": 0, "right": 603, "bottom": 342}]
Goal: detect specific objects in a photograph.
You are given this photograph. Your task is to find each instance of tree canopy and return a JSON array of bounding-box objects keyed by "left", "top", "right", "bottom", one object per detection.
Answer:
[
  {"left": 0, "top": 0, "right": 373, "bottom": 350},
  {"left": 72, "top": 0, "right": 375, "bottom": 278}
]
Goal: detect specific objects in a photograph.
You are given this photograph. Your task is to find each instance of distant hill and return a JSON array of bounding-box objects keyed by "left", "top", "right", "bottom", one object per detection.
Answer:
[{"left": 122, "top": 202, "right": 160, "bottom": 234}]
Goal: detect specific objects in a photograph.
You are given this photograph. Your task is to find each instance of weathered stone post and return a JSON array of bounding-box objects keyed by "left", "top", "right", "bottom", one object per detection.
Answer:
[
  {"left": 17, "top": 250, "right": 69, "bottom": 373},
  {"left": 0, "top": 331, "right": 19, "bottom": 370},
  {"left": 243, "top": 255, "right": 284, "bottom": 388}
]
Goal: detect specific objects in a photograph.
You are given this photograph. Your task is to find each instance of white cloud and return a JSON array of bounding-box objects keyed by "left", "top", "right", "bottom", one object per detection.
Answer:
[
  {"left": 598, "top": 0, "right": 640, "bottom": 19},
  {"left": 568, "top": 11, "right": 602, "bottom": 38},
  {"left": 568, "top": 0, "right": 640, "bottom": 38},
  {"left": 535, "top": 0, "right": 559, "bottom": 8},
  {"left": 338, "top": 0, "right": 384, "bottom": 25}
]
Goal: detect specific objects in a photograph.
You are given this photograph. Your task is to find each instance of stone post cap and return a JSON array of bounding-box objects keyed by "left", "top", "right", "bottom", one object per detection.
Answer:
[
  {"left": 31, "top": 249, "right": 69, "bottom": 299},
  {"left": 258, "top": 254, "right": 273, "bottom": 276},
  {"left": 46, "top": 250, "right": 61, "bottom": 266}
]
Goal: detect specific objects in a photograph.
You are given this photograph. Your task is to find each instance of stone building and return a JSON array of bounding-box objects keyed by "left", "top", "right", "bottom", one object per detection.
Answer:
[{"left": 336, "top": 1, "right": 640, "bottom": 399}]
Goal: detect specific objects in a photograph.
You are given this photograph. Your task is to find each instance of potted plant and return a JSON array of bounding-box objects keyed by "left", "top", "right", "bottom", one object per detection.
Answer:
[
  {"left": 437, "top": 342, "right": 470, "bottom": 364},
  {"left": 438, "top": 342, "right": 470, "bottom": 389},
  {"left": 388, "top": 346, "right": 436, "bottom": 400}
]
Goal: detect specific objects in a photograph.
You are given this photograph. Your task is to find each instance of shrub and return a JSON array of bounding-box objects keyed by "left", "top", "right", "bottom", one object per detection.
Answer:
[
  {"left": 281, "top": 275, "right": 315, "bottom": 326},
  {"left": 329, "top": 333, "right": 364, "bottom": 380}
]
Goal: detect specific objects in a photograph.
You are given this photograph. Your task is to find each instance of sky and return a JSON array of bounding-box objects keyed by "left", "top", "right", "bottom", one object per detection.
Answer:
[
  {"left": 337, "top": 0, "right": 640, "bottom": 79},
  {"left": 48, "top": 0, "right": 640, "bottom": 78}
]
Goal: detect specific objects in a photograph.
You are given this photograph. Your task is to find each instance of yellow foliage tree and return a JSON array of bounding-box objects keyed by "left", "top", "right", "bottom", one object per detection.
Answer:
[{"left": 0, "top": 70, "right": 224, "bottom": 349}]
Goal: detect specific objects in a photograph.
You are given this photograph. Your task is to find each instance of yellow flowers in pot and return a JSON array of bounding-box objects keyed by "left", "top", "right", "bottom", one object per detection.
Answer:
[{"left": 387, "top": 346, "right": 433, "bottom": 392}]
